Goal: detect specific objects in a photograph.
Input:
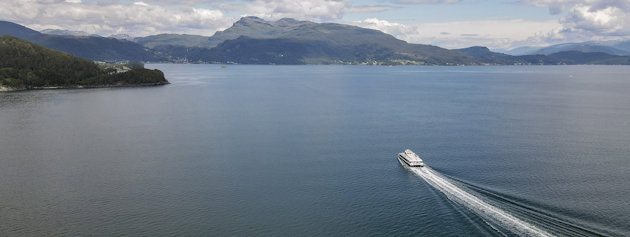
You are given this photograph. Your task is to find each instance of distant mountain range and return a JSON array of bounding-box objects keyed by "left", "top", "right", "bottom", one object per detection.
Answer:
[
  {"left": 499, "top": 41, "right": 630, "bottom": 56},
  {"left": 41, "top": 29, "right": 98, "bottom": 37},
  {"left": 2, "top": 17, "right": 630, "bottom": 65},
  {"left": 145, "top": 16, "right": 483, "bottom": 65}
]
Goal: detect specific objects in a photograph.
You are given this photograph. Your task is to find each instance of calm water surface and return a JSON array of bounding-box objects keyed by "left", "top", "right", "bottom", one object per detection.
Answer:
[{"left": 1, "top": 65, "right": 629, "bottom": 236}]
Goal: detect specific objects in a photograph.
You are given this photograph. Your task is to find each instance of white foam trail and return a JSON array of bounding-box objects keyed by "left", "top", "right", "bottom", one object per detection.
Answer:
[{"left": 408, "top": 165, "right": 552, "bottom": 237}]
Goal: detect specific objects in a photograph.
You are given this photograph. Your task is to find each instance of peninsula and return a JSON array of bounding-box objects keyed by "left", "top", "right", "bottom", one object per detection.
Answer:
[{"left": 0, "top": 36, "right": 168, "bottom": 91}]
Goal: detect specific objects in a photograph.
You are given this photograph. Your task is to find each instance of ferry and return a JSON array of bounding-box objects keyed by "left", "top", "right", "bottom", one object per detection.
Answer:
[{"left": 398, "top": 149, "right": 424, "bottom": 167}]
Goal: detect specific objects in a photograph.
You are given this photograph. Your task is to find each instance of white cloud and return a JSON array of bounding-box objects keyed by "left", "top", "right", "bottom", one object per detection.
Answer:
[
  {"left": 133, "top": 2, "right": 150, "bottom": 7},
  {"left": 353, "top": 18, "right": 560, "bottom": 49},
  {"left": 0, "top": 0, "right": 233, "bottom": 37},
  {"left": 346, "top": 5, "right": 397, "bottom": 13},
  {"left": 127, "top": 0, "right": 230, "bottom": 6},
  {"left": 562, "top": 4, "right": 628, "bottom": 35},
  {"left": 391, "top": 0, "right": 461, "bottom": 4},
  {"left": 520, "top": 0, "right": 630, "bottom": 41},
  {"left": 519, "top": 0, "right": 581, "bottom": 14},
  {"left": 0, "top": 0, "right": 394, "bottom": 37},
  {"left": 218, "top": 0, "right": 393, "bottom": 21}
]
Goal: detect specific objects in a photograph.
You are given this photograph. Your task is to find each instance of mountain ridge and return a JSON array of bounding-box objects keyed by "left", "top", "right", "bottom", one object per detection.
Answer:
[
  {"left": 140, "top": 17, "right": 477, "bottom": 65},
  {"left": 500, "top": 40, "right": 630, "bottom": 56},
  {"left": 3, "top": 18, "right": 630, "bottom": 65},
  {"left": 1, "top": 20, "right": 163, "bottom": 62}
]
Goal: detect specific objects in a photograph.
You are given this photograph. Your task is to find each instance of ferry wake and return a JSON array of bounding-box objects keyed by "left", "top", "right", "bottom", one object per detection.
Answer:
[{"left": 398, "top": 149, "right": 552, "bottom": 237}]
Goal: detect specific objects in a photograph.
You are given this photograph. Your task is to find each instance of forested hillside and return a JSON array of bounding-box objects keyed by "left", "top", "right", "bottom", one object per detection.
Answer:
[{"left": 0, "top": 36, "right": 168, "bottom": 90}]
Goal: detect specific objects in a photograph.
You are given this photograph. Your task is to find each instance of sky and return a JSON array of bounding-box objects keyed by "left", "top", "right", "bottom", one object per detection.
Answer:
[{"left": 2, "top": 0, "right": 630, "bottom": 50}]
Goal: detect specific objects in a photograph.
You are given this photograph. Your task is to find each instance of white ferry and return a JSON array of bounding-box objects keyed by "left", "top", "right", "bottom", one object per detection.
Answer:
[{"left": 398, "top": 149, "right": 424, "bottom": 167}]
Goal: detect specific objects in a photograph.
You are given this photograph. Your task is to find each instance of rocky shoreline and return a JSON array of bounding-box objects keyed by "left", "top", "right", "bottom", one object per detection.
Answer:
[{"left": 0, "top": 81, "right": 169, "bottom": 92}]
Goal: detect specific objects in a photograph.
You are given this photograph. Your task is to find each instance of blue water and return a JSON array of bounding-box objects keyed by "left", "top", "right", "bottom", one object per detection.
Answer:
[{"left": 1, "top": 65, "right": 629, "bottom": 236}]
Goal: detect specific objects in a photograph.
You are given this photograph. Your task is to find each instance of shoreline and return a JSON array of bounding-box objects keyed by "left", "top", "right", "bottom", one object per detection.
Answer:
[
  {"left": 146, "top": 62, "right": 630, "bottom": 66},
  {"left": 0, "top": 81, "right": 169, "bottom": 92}
]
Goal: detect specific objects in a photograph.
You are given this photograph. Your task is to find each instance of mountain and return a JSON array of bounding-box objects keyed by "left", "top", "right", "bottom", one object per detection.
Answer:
[
  {"left": 455, "top": 46, "right": 554, "bottom": 65},
  {"left": 32, "top": 35, "right": 162, "bottom": 62},
  {"left": 135, "top": 34, "right": 218, "bottom": 48},
  {"left": 533, "top": 42, "right": 629, "bottom": 56},
  {"left": 109, "top": 34, "right": 133, "bottom": 40},
  {"left": 0, "top": 36, "right": 168, "bottom": 90},
  {"left": 3, "top": 18, "right": 630, "bottom": 65},
  {"left": 495, "top": 46, "right": 541, "bottom": 56},
  {"left": 204, "top": 17, "right": 316, "bottom": 48},
  {"left": 135, "top": 17, "right": 313, "bottom": 49},
  {"left": 611, "top": 40, "right": 630, "bottom": 53},
  {"left": 139, "top": 16, "right": 431, "bottom": 50},
  {"left": 546, "top": 51, "right": 630, "bottom": 64},
  {"left": 144, "top": 17, "right": 630, "bottom": 65},
  {"left": 41, "top": 29, "right": 96, "bottom": 37},
  {"left": 453, "top": 46, "right": 519, "bottom": 64},
  {"left": 453, "top": 46, "right": 630, "bottom": 65},
  {"left": 0, "top": 20, "right": 42, "bottom": 39},
  {"left": 146, "top": 17, "right": 476, "bottom": 65},
  {"left": 0, "top": 21, "right": 163, "bottom": 62},
  {"left": 149, "top": 44, "right": 213, "bottom": 63},
  {"left": 157, "top": 36, "right": 476, "bottom": 65}
]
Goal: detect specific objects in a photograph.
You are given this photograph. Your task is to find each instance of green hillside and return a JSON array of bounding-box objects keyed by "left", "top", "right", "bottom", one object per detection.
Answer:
[{"left": 0, "top": 36, "right": 168, "bottom": 90}]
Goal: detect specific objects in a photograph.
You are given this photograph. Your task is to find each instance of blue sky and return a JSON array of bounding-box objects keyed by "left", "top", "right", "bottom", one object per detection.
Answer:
[{"left": 2, "top": 0, "right": 629, "bottom": 50}]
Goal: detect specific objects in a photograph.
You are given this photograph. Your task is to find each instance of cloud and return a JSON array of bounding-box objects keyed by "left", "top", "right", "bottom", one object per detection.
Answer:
[
  {"left": 0, "top": 0, "right": 233, "bottom": 37},
  {"left": 133, "top": 2, "right": 150, "bottom": 7},
  {"left": 562, "top": 3, "right": 629, "bottom": 35},
  {"left": 0, "top": 0, "right": 395, "bottom": 37},
  {"left": 520, "top": 0, "right": 630, "bottom": 41},
  {"left": 353, "top": 18, "right": 560, "bottom": 49},
  {"left": 218, "top": 0, "right": 392, "bottom": 21},
  {"left": 127, "top": 0, "right": 231, "bottom": 6},
  {"left": 519, "top": 0, "right": 579, "bottom": 14},
  {"left": 219, "top": 0, "right": 349, "bottom": 21},
  {"left": 346, "top": 5, "right": 397, "bottom": 13},
  {"left": 391, "top": 0, "right": 461, "bottom": 4}
]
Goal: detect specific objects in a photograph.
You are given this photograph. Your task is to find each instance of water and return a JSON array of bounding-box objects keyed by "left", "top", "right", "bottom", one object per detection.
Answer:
[
  {"left": 407, "top": 165, "right": 552, "bottom": 236},
  {"left": 1, "top": 65, "right": 629, "bottom": 236}
]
